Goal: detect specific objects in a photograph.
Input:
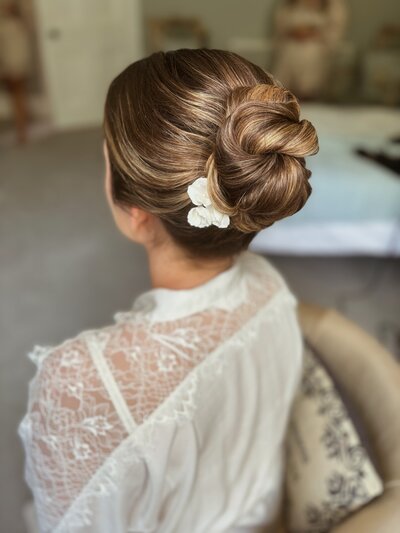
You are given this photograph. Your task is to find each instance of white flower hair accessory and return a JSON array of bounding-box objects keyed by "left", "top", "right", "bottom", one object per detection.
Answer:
[{"left": 187, "top": 177, "right": 230, "bottom": 229}]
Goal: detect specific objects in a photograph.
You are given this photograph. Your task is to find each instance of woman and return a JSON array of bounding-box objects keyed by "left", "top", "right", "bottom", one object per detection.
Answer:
[
  {"left": 273, "top": 0, "right": 347, "bottom": 100},
  {"left": 18, "top": 49, "right": 318, "bottom": 532}
]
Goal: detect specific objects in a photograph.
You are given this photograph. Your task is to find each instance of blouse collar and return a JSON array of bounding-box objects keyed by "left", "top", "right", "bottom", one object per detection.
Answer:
[{"left": 130, "top": 251, "right": 248, "bottom": 322}]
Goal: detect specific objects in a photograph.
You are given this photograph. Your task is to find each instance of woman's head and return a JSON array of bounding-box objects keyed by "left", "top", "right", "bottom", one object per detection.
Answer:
[{"left": 103, "top": 49, "right": 318, "bottom": 260}]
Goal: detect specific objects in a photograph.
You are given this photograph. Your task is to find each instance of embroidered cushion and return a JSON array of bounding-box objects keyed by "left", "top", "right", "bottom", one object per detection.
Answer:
[{"left": 284, "top": 343, "right": 384, "bottom": 532}]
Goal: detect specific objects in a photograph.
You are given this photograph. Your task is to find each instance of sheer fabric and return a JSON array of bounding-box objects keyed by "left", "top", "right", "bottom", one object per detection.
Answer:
[{"left": 18, "top": 251, "right": 303, "bottom": 532}]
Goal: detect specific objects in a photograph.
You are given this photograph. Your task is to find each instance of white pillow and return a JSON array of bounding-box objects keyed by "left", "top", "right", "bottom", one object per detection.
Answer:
[{"left": 284, "top": 344, "right": 384, "bottom": 532}]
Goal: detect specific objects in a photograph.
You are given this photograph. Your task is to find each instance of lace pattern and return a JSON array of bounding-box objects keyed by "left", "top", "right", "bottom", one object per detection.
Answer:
[
  {"left": 18, "top": 252, "right": 298, "bottom": 532},
  {"left": 18, "top": 337, "right": 129, "bottom": 531},
  {"left": 56, "top": 290, "right": 297, "bottom": 533}
]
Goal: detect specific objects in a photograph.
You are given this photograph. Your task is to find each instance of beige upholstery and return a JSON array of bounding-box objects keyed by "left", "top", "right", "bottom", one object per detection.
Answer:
[{"left": 287, "top": 302, "right": 400, "bottom": 533}]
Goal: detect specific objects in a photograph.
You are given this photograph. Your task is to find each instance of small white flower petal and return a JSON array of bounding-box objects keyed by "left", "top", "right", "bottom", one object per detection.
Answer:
[
  {"left": 187, "top": 177, "right": 230, "bottom": 229},
  {"left": 187, "top": 177, "right": 212, "bottom": 207},
  {"left": 207, "top": 206, "right": 230, "bottom": 228},
  {"left": 187, "top": 206, "right": 212, "bottom": 228}
]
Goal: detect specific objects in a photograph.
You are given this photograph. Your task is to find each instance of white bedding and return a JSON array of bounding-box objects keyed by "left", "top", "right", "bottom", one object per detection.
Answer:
[{"left": 250, "top": 220, "right": 400, "bottom": 256}]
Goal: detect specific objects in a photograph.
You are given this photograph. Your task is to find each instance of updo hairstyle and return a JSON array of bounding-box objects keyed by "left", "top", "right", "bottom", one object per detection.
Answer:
[{"left": 103, "top": 49, "right": 319, "bottom": 259}]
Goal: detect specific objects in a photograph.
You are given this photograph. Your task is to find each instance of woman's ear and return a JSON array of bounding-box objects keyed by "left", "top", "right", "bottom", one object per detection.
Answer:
[
  {"left": 128, "top": 207, "right": 149, "bottom": 232},
  {"left": 127, "top": 208, "right": 159, "bottom": 245},
  {"left": 102, "top": 139, "right": 162, "bottom": 247}
]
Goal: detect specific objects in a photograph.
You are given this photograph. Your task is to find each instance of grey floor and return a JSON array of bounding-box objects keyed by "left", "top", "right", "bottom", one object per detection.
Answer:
[{"left": 1, "top": 128, "right": 399, "bottom": 533}]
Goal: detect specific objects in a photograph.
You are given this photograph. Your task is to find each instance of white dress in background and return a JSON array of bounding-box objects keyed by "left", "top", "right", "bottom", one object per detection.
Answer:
[
  {"left": 273, "top": 0, "right": 347, "bottom": 98},
  {"left": 18, "top": 250, "right": 304, "bottom": 533}
]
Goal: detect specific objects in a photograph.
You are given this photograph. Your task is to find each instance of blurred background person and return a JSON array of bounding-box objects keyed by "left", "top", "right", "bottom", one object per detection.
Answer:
[
  {"left": 272, "top": 0, "right": 348, "bottom": 100},
  {"left": 0, "top": 1, "right": 32, "bottom": 143}
]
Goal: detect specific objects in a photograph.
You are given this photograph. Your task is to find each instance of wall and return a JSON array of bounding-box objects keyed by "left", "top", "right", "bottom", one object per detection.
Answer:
[
  {"left": 143, "top": 0, "right": 400, "bottom": 52},
  {"left": 2, "top": 0, "right": 399, "bottom": 121}
]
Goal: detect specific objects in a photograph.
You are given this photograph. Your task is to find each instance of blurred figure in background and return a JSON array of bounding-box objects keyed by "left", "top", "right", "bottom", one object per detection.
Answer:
[
  {"left": 273, "top": 0, "right": 348, "bottom": 100},
  {"left": 0, "top": 1, "right": 31, "bottom": 143}
]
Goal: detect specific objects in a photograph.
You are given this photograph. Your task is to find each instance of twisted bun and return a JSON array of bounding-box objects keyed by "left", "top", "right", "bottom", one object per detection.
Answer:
[{"left": 207, "top": 84, "right": 319, "bottom": 233}]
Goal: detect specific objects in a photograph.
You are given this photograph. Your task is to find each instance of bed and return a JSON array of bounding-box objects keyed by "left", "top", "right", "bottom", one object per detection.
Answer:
[{"left": 249, "top": 105, "right": 400, "bottom": 256}]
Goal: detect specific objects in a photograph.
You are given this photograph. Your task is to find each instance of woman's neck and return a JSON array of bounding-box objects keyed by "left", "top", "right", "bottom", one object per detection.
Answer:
[{"left": 146, "top": 244, "right": 235, "bottom": 291}]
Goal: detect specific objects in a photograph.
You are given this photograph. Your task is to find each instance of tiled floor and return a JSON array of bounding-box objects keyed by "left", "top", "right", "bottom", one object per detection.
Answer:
[{"left": 1, "top": 128, "right": 399, "bottom": 533}]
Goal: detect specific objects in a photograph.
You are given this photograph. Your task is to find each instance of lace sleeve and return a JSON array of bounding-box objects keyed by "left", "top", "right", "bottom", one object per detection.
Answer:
[{"left": 18, "top": 335, "right": 130, "bottom": 532}]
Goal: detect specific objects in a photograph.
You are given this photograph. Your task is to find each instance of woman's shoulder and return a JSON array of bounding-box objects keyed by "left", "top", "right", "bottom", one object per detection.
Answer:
[
  {"left": 18, "top": 317, "right": 150, "bottom": 532},
  {"left": 20, "top": 315, "right": 151, "bottom": 435},
  {"left": 25, "top": 308, "right": 149, "bottom": 368},
  {"left": 19, "top": 317, "right": 147, "bottom": 459}
]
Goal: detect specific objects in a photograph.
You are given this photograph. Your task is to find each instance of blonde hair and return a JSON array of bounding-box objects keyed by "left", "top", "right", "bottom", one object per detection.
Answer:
[{"left": 103, "top": 49, "right": 318, "bottom": 259}]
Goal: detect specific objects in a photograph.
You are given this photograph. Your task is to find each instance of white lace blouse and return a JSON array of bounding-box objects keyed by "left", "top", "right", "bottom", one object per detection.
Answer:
[{"left": 18, "top": 250, "right": 303, "bottom": 533}]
